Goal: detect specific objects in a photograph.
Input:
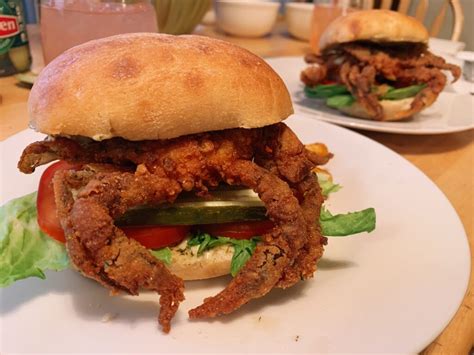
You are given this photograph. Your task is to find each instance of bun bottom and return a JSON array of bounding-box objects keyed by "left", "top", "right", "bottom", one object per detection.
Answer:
[
  {"left": 166, "top": 239, "right": 234, "bottom": 281},
  {"left": 337, "top": 97, "right": 427, "bottom": 121}
]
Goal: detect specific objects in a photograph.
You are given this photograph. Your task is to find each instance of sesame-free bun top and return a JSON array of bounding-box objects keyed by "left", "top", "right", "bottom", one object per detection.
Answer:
[
  {"left": 319, "top": 10, "right": 429, "bottom": 51},
  {"left": 29, "top": 33, "right": 293, "bottom": 141}
]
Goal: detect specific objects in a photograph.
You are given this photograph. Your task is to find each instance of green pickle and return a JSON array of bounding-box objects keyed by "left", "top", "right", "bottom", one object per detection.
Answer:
[
  {"left": 116, "top": 188, "right": 268, "bottom": 226},
  {"left": 0, "top": 0, "right": 31, "bottom": 76}
]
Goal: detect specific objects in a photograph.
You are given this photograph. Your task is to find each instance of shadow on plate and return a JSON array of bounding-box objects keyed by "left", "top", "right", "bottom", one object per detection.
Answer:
[
  {"left": 0, "top": 270, "right": 77, "bottom": 315},
  {"left": 0, "top": 257, "right": 356, "bottom": 325},
  {"left": 0, "top": 270, "right": 304, "bottom": 326},
  {"left": 186, "top": 278, "right": 311, "bottom": 327},
  {"left": 317, "top": 258, "right": 357, "bottom": 270},
  {"left": 0, "top": 270, "right": 160, "bottom": 323}
]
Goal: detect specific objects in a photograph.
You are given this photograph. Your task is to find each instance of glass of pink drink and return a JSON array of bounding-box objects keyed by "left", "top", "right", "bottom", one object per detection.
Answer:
[
  {"left": 310, "top": 0, "right": 360, "bottom": 53},
  {"left": 40, "top": 0, "right": 158, "bottom": 64}
]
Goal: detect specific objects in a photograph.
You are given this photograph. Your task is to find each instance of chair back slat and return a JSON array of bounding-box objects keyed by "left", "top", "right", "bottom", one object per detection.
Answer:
[
  {"left": 450, "top": 0, "right": 463, "bottom": 41},
  {"left": 380, "top": 0, "right": 393, "bottom": 10},
  {"left": 362, "top": 0, "right": 374, "bottom": 10},
  {"left": 430, "top": 2, "right": 448, "bottom": 38},
  {"left": 354, "top": 0, "right": 463, "bottom": 42},
  {"left": 414, "top": 0, "right": 428, "bottom": 22},
  {"left": 398, "top": 0, "right": 411, "bottom": 14}
]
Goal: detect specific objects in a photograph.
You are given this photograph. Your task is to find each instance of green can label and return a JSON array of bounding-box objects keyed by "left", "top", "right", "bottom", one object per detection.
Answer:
[
  {"left": 0, "top": 0, "right": 29, "bottom": 52},
  {"left": 0, "top": 0, "right": 30, "bottom": 75}
]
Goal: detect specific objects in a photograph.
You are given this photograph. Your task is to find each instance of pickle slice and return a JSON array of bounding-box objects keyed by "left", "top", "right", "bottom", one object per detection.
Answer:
[{"left": 116, "top": 188, "right": 267, "bottom": 226}]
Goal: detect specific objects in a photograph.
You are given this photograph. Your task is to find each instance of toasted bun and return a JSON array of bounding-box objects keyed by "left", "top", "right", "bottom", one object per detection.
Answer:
[
  {"left": 337, "top": 97, "right": 435, "bottom": 121},
  {"left": 320, "top": 10, "right": 429, "bottom": 51},
  {"left": 166, "top": 239, "right": 233, "bottom": 280},
  {"left": 29, "top": 33, "right": 293, "bottom": 141}
]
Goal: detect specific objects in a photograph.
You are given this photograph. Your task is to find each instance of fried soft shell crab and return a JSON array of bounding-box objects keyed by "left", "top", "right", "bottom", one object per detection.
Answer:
[{"left": 18, "top": 33, "right": 330, "bottom": 332}]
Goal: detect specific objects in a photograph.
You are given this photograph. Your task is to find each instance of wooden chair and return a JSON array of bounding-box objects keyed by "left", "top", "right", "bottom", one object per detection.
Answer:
[{"left": 361, "top": 0, "right": 464, "bottom": 41}]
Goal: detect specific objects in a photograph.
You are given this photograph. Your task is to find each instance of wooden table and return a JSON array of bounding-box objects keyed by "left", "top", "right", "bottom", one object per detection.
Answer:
[{"left": 1, "top": 23, "right": 473, "bottom": 354}]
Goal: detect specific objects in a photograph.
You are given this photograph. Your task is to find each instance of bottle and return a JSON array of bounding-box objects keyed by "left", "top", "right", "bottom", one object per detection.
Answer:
[{"left": 0, "top": 0, "right": 31, "bottom": 76}]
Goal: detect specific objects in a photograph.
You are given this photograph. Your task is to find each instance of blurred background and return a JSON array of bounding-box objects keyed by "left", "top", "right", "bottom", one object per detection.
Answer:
[{"left": 1, "top": 0, "right": 472, "bottom": 80}]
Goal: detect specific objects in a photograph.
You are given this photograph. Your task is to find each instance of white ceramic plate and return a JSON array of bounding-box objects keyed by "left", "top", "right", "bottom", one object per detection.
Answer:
[
  {"left": 266, "top": 57, "right": 474, "bottom": 134},
  {"left": 0, "top": 115, "right": 470, "bottom": 353}
]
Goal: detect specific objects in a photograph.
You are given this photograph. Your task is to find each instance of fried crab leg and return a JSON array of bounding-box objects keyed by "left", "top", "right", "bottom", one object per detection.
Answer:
[
  {"left": 189, "top": 126, "right": 326, "bottom": 318},
  {"left": 188, "top": 159, "right": 310, "bottom": 318},
  {"left": 339, "top": 62, "right": 383, "bottom": 120},
  {"left": 254, "top": 124, "right": 326, "bottom": 288},
  {"left": 53, "top": 169, "right": 185, "bottom": 333}
]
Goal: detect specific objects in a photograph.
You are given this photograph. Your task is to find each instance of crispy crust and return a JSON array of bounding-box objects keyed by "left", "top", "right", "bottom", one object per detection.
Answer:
[
  {"left": 29, "top": 33, "right": 293, "bottom": 141},
  {"left": 320, "top": 10, "right": 429, "bottom": 51}
]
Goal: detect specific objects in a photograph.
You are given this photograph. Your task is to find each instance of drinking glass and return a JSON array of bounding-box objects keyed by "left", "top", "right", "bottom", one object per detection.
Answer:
[
  {"left": 310, "top": 0, "right": 361, "bottom": 53},
  {"left": 40, "top": 0, "right": 158, "bottom": 64}
]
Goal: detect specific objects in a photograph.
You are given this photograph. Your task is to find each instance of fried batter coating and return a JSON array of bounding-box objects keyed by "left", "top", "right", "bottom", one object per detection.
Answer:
[
  {"left": 53, "top": 169, "right": 185, "bottom": 332},
  {"left": 18, "top": 123, "right": 327, "bottom": 331},
  {"left": 253, "top": 124, "right": 326, "bottom": 287},
  {"left": 189, "top": 159, "right": 303, "bottom": 318}
]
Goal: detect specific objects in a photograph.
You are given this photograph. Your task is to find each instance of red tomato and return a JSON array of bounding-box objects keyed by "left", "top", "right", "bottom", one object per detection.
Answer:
[
  {"left": 37, "top": 161, "right": 78, "bottom": 243},
  {"left": 37, "top": 161, "right": 189, "bottom": 248},
  {"left": 200, "top": 220, "right": 274, "bottom": 239},
  {"left": 321, "top": 80, "right": 337, "bottom": 85},
  {"left": 120, "top": 225, "right": 190, "bottom": 249}
]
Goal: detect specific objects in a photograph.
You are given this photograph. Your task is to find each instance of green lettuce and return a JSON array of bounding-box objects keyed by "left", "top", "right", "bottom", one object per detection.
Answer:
[
  {"left": 304, "top": 84, "right": 349, "bottom": 99},
  {"left": 188, "top": 232, "right": 260, "bottom": 276},
  {"left": 326, "top": 94, "right": 355, "bottom": 108},
  {"left": 230, "top": 239, "right": 258, "bottom": 277},
  {"left": 320, "top": 207, "right": 376, "bottom": 236},
  {"left": 305, "top": 83, "right": 426, "bottom": 106},
  {"left": 0, "top": 192, "right": 69, "bottom": 287},
  {"left": 316, "top": 172, "right": 341, "bottom": 198},
  {"left": 150, "top": 247, "right": 172, "bottom": 265}
]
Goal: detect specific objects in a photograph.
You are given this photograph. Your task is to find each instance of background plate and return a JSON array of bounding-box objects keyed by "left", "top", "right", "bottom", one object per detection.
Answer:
[
  {"left": 0, "top": 115, "right": 470, "bottom": 353},
  {"left": 266, "top": 57, "right": 474, "bottom": 135}
]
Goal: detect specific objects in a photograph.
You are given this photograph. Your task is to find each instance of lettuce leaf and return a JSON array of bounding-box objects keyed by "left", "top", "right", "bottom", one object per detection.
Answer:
[
  {"left": 326, "top": 94, "right": 355, "bottom": 108},
  {"left": 150, "top": 247, "right": 172, "bottom": 265},
  {"left": 0, "top": 192, "right": 69, "bottom": 287},
  {"left": 304, "top": 84, "right": 349, "bottom": 99},
  {"left": 320, "top": 207, "right": 376, "bottom": 236},
  {"left": 229, "top": 239, "right": 258, "bottom": 277},
  {"left": 316, "top": 172, "right": 341, "bottom": 198},
  {"left": 188, "top": 232, "right": 260, "bottom": 276}
]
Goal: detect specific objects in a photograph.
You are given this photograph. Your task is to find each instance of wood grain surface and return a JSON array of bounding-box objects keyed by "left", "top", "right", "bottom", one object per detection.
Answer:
[{"left": 0, "top": 22, "right": 472, "bottom": 354}]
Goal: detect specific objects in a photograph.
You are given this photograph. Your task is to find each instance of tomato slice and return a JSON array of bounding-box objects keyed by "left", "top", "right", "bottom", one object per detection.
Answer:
[
  {"left": 120, "top": 225, "right": 190, "bottom": 249},
  {"left": 200, "top": 220, "right": 274, "bottom": 239},
  {"left": 37, "top": 161, "right": 190, "bottom": 248},
  {"left": 37, "top": 161, "right": 79, "bottom": 243},
  {"left": 321, "top": 79, "right": 338, "bottom": 85}
]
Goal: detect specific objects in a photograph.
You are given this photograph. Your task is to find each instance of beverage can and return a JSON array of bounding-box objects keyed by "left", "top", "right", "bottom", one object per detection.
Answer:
[{"left": 0, "top": 0, "right": 31, "bottom": 76}]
